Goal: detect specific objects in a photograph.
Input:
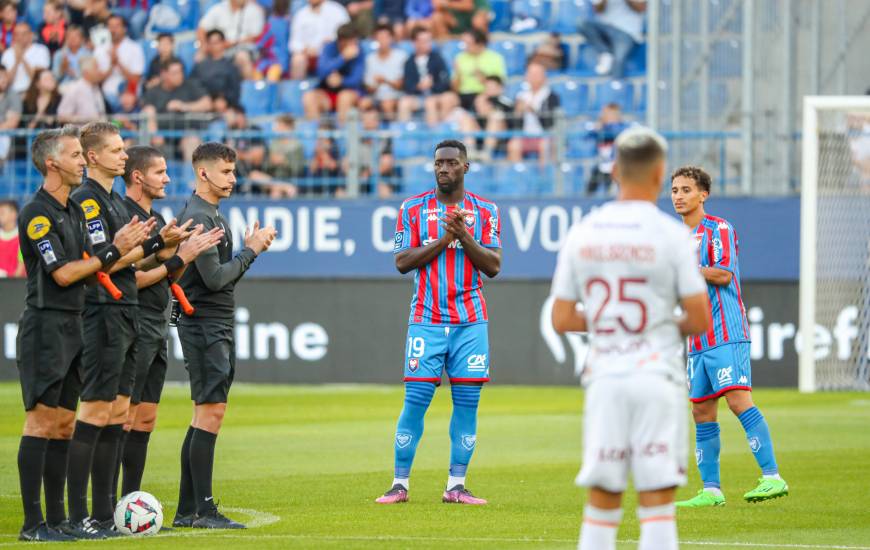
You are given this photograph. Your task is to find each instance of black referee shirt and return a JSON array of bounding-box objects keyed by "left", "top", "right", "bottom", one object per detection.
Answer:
[
  {"left": 18, "top": 187, "right": 91, "bottom": 312},
  {"left": 124, "top": 197, "right": 169, "bottom": 315},
  {"left": 71, "top": 177, "right": 138, "bottom": 305}
]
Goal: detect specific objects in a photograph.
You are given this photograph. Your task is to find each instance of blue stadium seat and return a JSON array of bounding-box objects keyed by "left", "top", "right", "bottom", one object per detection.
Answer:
[
  {"left": 567, "top": 133, "right": 598, "bottom": 159},
  {"left": 493, "top": 162, "right": 532, "bottom": 196},
  {"left": 267, "top": 16, "right": 291, "bottom": 73},
  {"left": 552, "top": 79, "right": 589, "bottom": 117},
  {"left": 390, "top": 122, "right": 424, "bottom": 159},
  {"left": 141, "top": 39, "right": 158, "bottom": 70},
  {"left": 551, "top": 0, "right": 590, "bottom": 34},
  {"left": 395, "top": 41, "right": 415, "bottom": 57},
  {"left": 466, "top": 162, "right": 494, "bottom": 193},
  {"left": 25, "top": 0, "right": 45, "bottom": 27},
  {"left": 593, "top": 80, "right": 634, "bottom": 112},
  {"left": 505, "top": 78, "right": 527, "bottom": 100},
  {"left": 489, "top": 0, "right": 512, "bottom": 32},
  {"left": 403, "top": 162, "right": 434, "bottom": 195},
  {"left": 151, "top": 0, "right": 199, "bottom": 33},
  {"left": 439, "top": 40, "right": 465, "bottom": 66},
  {"left": 558, "top": 162, "right": 586, "bottom": 195},
  {"left": 635, "top": 82, "right": 647, "bottom": 115},
  {"left": 176, "top": 39, "right": 198, "bottom": 75},
  {"left": 276, "top": 79, "right": 315, "bottom": 116},
  {"left": 570, "top": 43, "right": 599, "bottom": 76},
  {"left": 240, "top": 80, "right": 276, "bottom": 117},
  {"left": 511, "top": 0, "right": 551, "bottom": 31},
  {"left": 624, "top": 42, "right": 646, "bottom": 77},
  {"left": 711, "top": 40, "right": 741, "bottom": 78},
  {"left": 491, "top": 39, "right": 526, "bottom": 77},
  {"left": 294, "top": 120, "right": 319, "bottom": 159}
]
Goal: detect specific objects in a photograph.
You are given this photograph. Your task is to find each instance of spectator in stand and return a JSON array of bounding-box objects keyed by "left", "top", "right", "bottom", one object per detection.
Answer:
[
  {"left": 507, "top": 61, "right": 559, "bottom": 163},
  {"left": 450, "top": 29, "right": 505, "bottom": 114},
  {"left": 587, "top": 102, "right": 631, "bottom": 193},
  {"left": 2, "top": 22, "right": 51, "bottom": 94},
  {"left": 217, "top": 104, "right": 268, "bottom": 183},
  {"left": 404, "top": 0, "right": 432, "bottom": 35},
  {"left": 52, "top": 24, "right": 91, "bottom": 90},
  {"left": 254, "top": 114, "right": 304, "bottom": 197},
  {"left": 578, "top": 0, "right": 646, "bottom": 78},
  {"left": 455, "top": 74, "right": 511, "bottom": 159},
  {"left": 112, "top": 88, "right": 140, "bottom": 131},
  {"left": 38, "top": 0, "right": 67, "bottom": 56},
  {"left": 352, "top": 106, "right": 396, "bottom": 197},
  {"left": 144, "top": 33, "right": 174, "bottom": 89},
  {"left": 360, "top": 23, "right": 406, "bottom": 118},
  {"left": 0, "top": 66, "right": 20, "bottom": 161},
  {"left": 253, "top": 0, "right": 291, "bottom": 81},
  {"left": 197, "top": 0, "right": 265, "bottom": 53},
  {"left": 338, "top": 0, "right": 374, "bottom": 37},
  {"left": 22, "top": 68, "right": 61, "bottom": 129},
  {"left": 398, "top": 26, "right": 451, "bottom": 126},
  {"left": 528, "top": 32, "right": 566, "bottom": 72},
  {"left": 309, "top": 121, "right": 343, "bottom": 195},
  {"left": 289, "top": 0, "right": 349, "bottom": 80},
  {"left": 110, "top": 0, "right": 149, "bottom": 39},
  {"left": 142, "top": 58, "right": 212, "bottom": 159},
  {"left": 82, "top": 0, "right": 112, "bottom": 49},
  {"left": 94, "top": 14, "right": 144, "bottom": 111},
  {"left": 56, "top": 55, "right": 107, "bottom": 121},
  {"left": 0, "top": 0, "right": 16, "bottom": 53},
  {"left": 431, "top": 0, "right": 488, "bottom": 39},
  {"left": 376, "top": 0, "right": 408, "bottom": 39},
  {"left": 234, "top": 48, "right": 258, "bottom": 81},
  {"left": 303, "top": 23, "right": 364, "bottom": 123},
  {"left": 0, "top": 200, "right": 24, "bottom": 278},
  {"left": 191, "top": 30, "right": 242, "bottom": 107}
]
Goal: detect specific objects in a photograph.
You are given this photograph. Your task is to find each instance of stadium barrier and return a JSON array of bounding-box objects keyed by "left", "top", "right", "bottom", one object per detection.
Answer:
[{"left": 0, "top": 277, "right": 851, "bottom": 388}]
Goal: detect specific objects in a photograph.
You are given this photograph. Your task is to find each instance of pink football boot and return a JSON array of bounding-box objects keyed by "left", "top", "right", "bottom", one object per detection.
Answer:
[
  {"left": 375, "top": 484, "right": 408, "bottom": 504},
  {"left": 442, "top": 485, "right": 487, "bottom": 505}
]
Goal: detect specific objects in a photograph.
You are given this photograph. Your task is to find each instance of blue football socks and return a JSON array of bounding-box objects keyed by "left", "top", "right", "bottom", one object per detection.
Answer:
[
  {"left": 393, "top": 382, "right": 436, "bottom": 480},
  {"left": 738, "top": 407, "right": 779, "bottom": 475},
  {"left": 695, "top": 422, "right": 721, "bottom": 489},
  {"left": 449, "top": 385, "right": 481, "bottom": 479}
]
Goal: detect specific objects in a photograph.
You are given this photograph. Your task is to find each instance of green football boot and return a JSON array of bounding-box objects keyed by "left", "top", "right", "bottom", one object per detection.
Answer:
[
  {"left": 675, "top": 489, "right": 726, "bottom": 508},
  {"left": 743, "top": 477, "right": 789, "bottom": 502}
]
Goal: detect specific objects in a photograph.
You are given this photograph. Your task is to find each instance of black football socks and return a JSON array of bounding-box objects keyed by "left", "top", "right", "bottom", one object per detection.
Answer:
[
  {"left": 189, "top": 428, "right": 218, "bottom": 515},
  {"left": 121, "top": 429, "right": 151, "bottom": 495},
  {"left": 67, "top": 420, "right": 101, "bottom": 522},
  {"left": 43, "top": 439, "right": 70, "bottom": 526},
  {"left": 176, "top": 426, "right": 196, "bottom": 518},
  {"left": 18, "top": 436, "right": 48, "bottom": 530}
]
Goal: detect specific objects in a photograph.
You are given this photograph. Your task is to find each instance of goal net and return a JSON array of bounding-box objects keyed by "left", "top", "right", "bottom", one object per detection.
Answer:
[{"left": 800, "top": 96, "right": 870, "bottom": 392}]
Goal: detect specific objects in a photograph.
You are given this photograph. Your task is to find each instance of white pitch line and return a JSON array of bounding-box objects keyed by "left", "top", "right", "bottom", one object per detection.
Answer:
[{"left": 623, "top": 541, "right": 870, "bottom": 550}]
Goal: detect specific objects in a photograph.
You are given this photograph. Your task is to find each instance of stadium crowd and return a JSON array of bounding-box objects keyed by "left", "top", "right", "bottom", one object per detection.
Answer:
[{"left": 0, "top": 0, "right": 646, "bottom": 200}]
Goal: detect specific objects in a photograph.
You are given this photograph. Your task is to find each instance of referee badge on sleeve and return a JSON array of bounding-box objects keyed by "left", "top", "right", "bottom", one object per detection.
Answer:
[
  {"left": 37, "top": 240, "right": 57, "bottom": 264},
  {"left": 87, "top": 219, "right": 107, "bottom": 244},
  {"left": 26, "top": 216, "right": 51, "bottom": 240}
]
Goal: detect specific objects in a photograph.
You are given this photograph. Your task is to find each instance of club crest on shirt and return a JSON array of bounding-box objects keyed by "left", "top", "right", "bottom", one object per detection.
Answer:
[
  {"left": 464, "top": 213, "right": 475, "bottom": 227},
  {"left": 87, "top": 219, "right": 107, "bottom": 244},
  {"left": 80, "top": 199, "right": 100, "bottom": 220},
  {"left": 37, "top": 240, "right": 56, "bottom": 264},
  {"left": 26, "top": 216, "right": 51, "bottom": 240}
]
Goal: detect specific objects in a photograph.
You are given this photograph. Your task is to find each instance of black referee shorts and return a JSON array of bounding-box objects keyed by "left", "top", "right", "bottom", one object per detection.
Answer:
[
  {"left": 16, "top": 309, "right": 83, "bottom": 412},
  {"left": 131, "top": 311, "right": 169, "bottom": 405},
  {"left": 80, "top": 305, "right": 139, "bottom": 402},
  {"left": 178, "top": 318, "right": 235, "bottom": 405}
]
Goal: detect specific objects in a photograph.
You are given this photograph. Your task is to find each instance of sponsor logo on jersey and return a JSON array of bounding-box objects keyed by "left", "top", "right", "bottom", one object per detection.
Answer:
[
  {"left": 393, "top": 232, "right": 404, "bottom": 251},
  {"left": 748, "top": 436, "right": 761, "bottom": 453},
  {"left": 87, "top": 219, "right": 107, "bottom": 245},
  {"left": 80, "top": 199, "right": 100, "bottom": 220},
  {"left": 712, "top": 238, "right": 723, "bottom": 263},
  {"left": 461, "top": 434, "right": 476, "bottom": 451},
  {"left": 395, "top": 433, "right": 412, "bottom": 448},
  {"left": 37, "top": 239, "right": 56, "bottom": 264},
  {"left": 467, "top": 354, "right": 487, "bottom": 370},
  {"left": 738, "top": 375, "right": 748, "bottom": 384},
  {"left": 427, "top": 214, "right": 439, "bottom": 222},
  {"left": 717, "top": 221, "right": 729, "bottom": 230},
  {"left": 26, "top": 216, "right": 51, "bottom": 240},
  {"left": 423, "top": 237, "right": 464, "bottom": 249},
  {"left": 408, "top": 358, "right": 419, "bottom": 372},
  {"left": 717, "top": 366, "right": 733, "bottom": 385},
  {"left": 422, "top": 208, "right": 441, "bottom": 215}
]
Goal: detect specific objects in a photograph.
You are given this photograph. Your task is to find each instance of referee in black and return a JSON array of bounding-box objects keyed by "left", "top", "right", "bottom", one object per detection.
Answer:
[
  {"left": 15, "top": 126, "right": 148, "bottom": 541},
  {"left": 66, "top": 122, "right": 191, "bottom": 535},
  {"left": 120, "top": 145, "right": 223, "bottom": 496},
  {"left": 172, "top": 142, "right": 276, "bottom": 529}
]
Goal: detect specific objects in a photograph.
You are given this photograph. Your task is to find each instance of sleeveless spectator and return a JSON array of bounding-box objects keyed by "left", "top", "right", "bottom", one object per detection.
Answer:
[{"left": 289, "top": 0, "right": 349, "bottom": 80}]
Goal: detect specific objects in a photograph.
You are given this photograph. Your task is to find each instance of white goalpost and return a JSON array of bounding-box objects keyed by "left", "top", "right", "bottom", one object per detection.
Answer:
[{"left": 799, "top": 96, "right": 870, "bottom": 392}]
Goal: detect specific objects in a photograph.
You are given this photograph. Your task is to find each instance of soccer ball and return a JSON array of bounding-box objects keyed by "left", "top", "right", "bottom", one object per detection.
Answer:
[{"left": 113, "top": 491, "right": 163, "bottom": 535}]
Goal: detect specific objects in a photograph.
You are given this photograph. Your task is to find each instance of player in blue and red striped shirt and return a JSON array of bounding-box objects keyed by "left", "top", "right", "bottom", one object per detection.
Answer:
[
  {"left": 376, "top": 140, "right": 501, "bottom": 506},
  {"left": 671, "top": 166, "right": 788, "bottom": 507}
]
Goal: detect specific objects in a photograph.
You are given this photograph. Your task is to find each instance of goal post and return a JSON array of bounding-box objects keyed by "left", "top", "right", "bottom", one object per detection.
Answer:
[{"left": 799, "top": 96, "right": 870, "bottom": 392}]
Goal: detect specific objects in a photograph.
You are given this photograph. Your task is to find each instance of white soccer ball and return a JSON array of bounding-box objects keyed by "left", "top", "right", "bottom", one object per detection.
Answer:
[{"left": 113, "top": 491, "right": 163, "bottom": 536}]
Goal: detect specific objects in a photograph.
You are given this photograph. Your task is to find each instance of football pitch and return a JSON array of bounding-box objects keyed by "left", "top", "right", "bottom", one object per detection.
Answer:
[{"left": 0, "top": 382, "right": 868, "bottom": 549}]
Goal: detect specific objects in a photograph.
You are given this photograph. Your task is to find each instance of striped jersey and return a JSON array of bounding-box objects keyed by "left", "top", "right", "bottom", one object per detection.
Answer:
[
  {"left": 689, "top": 214, "right": 750, "bottom": 354},
  {"left": 394, "top": 190, "right": 501, "bottom": 325}
]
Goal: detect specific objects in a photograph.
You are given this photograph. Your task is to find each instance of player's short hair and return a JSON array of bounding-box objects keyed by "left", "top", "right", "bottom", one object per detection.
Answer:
[
  {"left": 124, "top": 145, "right": 164, "bottom": 185},
  {"left": 614, "top": 126, "right": 668, "bottom": 181},
  {"left": 0, "top": 199, "right": 19, "bottom": 212},
  {"left": 31, "top": 125, "right": 81, "bottom": 176},
  {"left": 80, "top": 121, "right": 120, "bottom": 154},
  {"left": 192, "top": 142, "right": 237, "bottom": 166},
  {"left": 206, "top": 29, "right": 226, "bottom": 42},
  {"left": 434, "top": 139, "right": 467, "bottom": 160},
  {"left": 671, "top": 165, "right": 712, "bottom": 194}
]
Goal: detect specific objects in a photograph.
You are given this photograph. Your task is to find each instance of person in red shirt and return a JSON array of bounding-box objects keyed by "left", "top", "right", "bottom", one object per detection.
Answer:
[{"left": 0, "top": 199, "right": 25, "bottom": 277}]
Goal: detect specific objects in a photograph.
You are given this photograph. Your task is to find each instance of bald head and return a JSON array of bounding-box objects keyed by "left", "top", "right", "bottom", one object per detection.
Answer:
[{"left": 613, "top": 126, "right": 668, "bottom": 188}]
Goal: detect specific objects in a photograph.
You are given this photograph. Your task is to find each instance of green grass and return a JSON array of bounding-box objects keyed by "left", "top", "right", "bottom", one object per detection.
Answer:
[{"left": 0, "top": 383, "right": 868, "bottom": 549}]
